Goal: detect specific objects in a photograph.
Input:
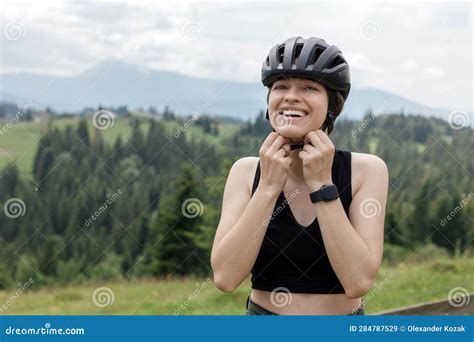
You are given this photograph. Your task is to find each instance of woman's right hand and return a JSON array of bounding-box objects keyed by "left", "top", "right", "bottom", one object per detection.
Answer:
[{"left": 258, "top": 132, "right": 293, "bottom": 196}]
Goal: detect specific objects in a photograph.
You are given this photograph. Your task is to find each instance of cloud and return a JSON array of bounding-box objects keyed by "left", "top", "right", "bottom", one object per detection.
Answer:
[{"left": 0, "top": 0, "right": 472, "bottom": 112}]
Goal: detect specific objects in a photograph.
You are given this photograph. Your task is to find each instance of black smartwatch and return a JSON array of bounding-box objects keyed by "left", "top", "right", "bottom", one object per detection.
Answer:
[{"left": 309, "top": 184, "right": 339, "bottom": 203}]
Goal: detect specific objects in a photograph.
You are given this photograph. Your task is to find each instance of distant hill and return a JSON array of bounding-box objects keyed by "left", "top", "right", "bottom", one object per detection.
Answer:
[{"left": 0, "top": 59, "right": 458, "bottom": 121}]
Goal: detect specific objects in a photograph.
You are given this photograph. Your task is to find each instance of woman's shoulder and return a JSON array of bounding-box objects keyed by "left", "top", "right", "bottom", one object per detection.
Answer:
[
  {"left": 232, "top": 156, "right": 259, "bottom": 169},
  {"left": 229, "top": 157, "right": 260, "bottom": 195},
  {"left": 350, "top": 151, "right": 387, "bottom": 170},
  {"left": 349, "top": 152, "right": 388, "bottom": 196}
]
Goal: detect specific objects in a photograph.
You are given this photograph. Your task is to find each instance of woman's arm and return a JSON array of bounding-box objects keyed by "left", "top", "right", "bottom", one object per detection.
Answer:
[
  {"left": 313, "top": 153, "right": 388, "bottom": 298},
  {"left": 210, "top": 157, "right": 280, "bottom": 292},
  {"left": 212, "top": 132, "right": 292, "bottom": 292}
]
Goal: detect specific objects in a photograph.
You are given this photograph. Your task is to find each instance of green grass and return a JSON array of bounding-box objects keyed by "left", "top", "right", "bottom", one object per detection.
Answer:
[
  {"left": 0, "top": 118, "right": 131, "bottom": 176},
  {"left": 0, "top": 120, "right": 47, "bottom": 176},
  {"left": 1, "top": 255, "right": 472, "bottom": 315}
]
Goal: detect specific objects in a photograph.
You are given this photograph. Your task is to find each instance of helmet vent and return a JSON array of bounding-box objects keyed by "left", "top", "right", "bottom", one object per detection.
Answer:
[
  {"left": 309, "top": 47, "right": 325, "bottom": 66},
  {"left": 278, "top": 46, "right": 285, "bottom": 64},
  {"left": 294, "top": 44, "right": 303, "bottom": 61},
  {"left": 327, "top": 55, "right": 344, "bottom": 69}
]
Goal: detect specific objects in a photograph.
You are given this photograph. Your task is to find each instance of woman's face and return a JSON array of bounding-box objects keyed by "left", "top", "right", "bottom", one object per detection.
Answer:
[{"left": 268, "top": 77, "right": 329, "bottom": 142}]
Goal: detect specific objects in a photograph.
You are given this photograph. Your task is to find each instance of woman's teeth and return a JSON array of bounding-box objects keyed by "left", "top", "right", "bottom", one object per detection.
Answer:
[{"left": 280, "top": 110, "right": 308, "bottom": 119}]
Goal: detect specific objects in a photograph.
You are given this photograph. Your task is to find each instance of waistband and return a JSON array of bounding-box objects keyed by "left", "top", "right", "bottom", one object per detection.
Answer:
[{"left": 245, "top": 295, "right": 365, "bottom": 316}]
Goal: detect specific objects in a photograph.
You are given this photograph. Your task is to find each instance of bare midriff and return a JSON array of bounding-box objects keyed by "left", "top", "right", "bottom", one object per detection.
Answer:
[{"left": 250, "top": 289, "right": 362, "bottom": 315}]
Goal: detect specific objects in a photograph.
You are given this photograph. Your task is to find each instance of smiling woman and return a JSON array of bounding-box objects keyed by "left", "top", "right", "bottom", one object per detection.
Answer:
[{"left": 210, "top": 36, "right": 388, "bottom": 316}]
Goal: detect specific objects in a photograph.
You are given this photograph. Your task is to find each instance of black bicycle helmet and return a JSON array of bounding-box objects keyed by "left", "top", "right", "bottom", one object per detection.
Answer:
[{"left": 261, "top": 36, "right": 351, "bottom": 143}]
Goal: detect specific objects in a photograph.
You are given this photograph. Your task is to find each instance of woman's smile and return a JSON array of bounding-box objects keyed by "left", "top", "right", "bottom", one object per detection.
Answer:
[{"left": 280, "top": 109, "right": 308, "bottom": 120}]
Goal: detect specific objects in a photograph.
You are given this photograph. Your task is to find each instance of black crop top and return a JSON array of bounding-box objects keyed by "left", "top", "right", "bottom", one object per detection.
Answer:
[{"left": 250, "top": 149, "right": 353, "bottom": 294}]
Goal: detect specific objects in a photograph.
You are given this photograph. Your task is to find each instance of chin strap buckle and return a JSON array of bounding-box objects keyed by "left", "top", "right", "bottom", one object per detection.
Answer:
[{"left": 290, "top": 143, "right": 304, "bottom": 150}]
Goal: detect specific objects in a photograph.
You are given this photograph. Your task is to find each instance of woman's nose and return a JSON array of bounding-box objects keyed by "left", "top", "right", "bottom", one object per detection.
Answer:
[{"left": 284, "top": 87, "right": 301, "bottom": 102}]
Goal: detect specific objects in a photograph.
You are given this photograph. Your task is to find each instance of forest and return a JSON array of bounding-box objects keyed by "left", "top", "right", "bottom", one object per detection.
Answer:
[{"left": 0, "top": 110, "right": 472, "bottom": 290}]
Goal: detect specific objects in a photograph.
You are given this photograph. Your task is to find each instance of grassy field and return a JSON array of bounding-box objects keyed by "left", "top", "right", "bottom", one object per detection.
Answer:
[
  {"left": 1, "top": 255, "right": 472, "bottom": 315},
  {"left": 0, "top": 117, "right": 241, "bottom": 177}
]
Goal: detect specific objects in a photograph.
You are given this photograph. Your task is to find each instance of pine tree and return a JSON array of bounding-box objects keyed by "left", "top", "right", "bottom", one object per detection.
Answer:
[
  {"left": 128, "top": 119, "right": 145, "bottom": 159},
  {"left": 0, "top": 163, "right": 18, "bottom": 196},
  {"left": 149, "top": 162, "right": 204, "bottom": 276},
  {"left": 77, "top": 119, "right": 90, "bottom": 146},
  {"left": 406, "top": 179, "right": 436, "bottom": 244},
  {"left": 432, "top": 192, "right": 470, "bottom": 253}
]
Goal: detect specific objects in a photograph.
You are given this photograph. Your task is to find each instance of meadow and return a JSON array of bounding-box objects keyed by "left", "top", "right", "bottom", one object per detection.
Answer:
[{"left": 1, "top": 252, "right": 472, "bottom": 315}]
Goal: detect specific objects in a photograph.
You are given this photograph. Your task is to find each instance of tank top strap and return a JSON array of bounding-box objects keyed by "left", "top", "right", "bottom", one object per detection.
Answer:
[
  {"left": 250, "top": 151, "right": 352, "bottom": 214},
  {"left": 332, "top": 149, "right": 352, "bottom": 215},
  {"left": 251, "top": 160, "right": 261, "bottom": 197}
]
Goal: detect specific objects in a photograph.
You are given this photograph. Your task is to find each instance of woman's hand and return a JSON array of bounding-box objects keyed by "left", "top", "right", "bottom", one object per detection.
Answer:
[
  {"left": 299, "top": 129, "right": 335, "bottom": 191},
  {"left": 258, "top": 132, "right": 293, "bottom": 196}
]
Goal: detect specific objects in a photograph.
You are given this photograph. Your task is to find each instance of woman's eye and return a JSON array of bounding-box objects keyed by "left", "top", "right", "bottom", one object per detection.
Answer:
[
  {"left": 304, "top": 86, "right": 317, "bottom": 91},
  {"left": 274, "top": 85, "right": 286, "bottom": 89}
]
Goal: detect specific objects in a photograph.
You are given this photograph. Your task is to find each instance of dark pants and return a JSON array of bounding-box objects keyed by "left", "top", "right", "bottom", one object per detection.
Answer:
[{"left": 245, "top": 295, "right": 365, "bottom": 315}]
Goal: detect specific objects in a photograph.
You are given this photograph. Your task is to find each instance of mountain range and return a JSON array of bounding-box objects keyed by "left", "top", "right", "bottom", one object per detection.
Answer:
[{"left": 0, "top": 60, "right": 456, "bottom": 121}]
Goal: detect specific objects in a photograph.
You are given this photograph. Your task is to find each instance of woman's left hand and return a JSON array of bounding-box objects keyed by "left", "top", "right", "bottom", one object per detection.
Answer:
[{"left": 298, "top": 129, "right": 335, "bottom": 192}]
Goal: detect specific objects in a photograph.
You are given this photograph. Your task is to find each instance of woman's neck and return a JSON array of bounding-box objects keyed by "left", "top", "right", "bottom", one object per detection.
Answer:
[{"left": 286, "top": 149, "right": 306, "bottom": 188}]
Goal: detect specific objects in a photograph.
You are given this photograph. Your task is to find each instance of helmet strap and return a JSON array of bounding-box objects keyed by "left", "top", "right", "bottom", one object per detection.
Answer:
[{"left": 323, "top": 91, "right": 337, "bottom": 134}]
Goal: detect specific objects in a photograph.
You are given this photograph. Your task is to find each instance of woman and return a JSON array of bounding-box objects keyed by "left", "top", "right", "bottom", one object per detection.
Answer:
[{"left": 211, "top": 36, "right": 389, "bottom": 315}]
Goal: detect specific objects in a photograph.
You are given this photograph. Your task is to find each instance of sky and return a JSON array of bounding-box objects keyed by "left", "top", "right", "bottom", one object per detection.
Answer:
[{"left": 0, "top": 0, "right": 472, "bottom": 112}]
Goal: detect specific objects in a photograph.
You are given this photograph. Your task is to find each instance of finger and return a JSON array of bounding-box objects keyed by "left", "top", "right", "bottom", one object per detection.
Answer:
[
  {"left": 268, "top": 136, "right": 290, "bottom": 154},
  {"left": 315, "top": 130, "right": 333, "bottom": 147},
  {"left": 281, "top": 143, "right": 291, "bottom": 156},
  {"left": 298, "top": 150, "right": 310, "bottom": 160},
  {"left": 276, "top": 144, "right": 291, "bottom": 159},
  {"left": 302, "top": 143, "right": 316, "bottom": 153},
  {"left": 306, "top": 131, "right": 325, "bottom": 147},
  {"left": 275, "top": 147, "right": 287, "bottom": 158},
  {"left": 260, "top": 132, "right": 280, "bottom": 151},
  {"left": 303, "top": 131, "right": 315, "bottom": 145}
]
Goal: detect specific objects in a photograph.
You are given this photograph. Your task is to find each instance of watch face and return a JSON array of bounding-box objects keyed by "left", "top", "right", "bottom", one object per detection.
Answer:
[{"left": 322, "top": 185, "right": 338, "bottom": 200}]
